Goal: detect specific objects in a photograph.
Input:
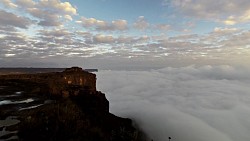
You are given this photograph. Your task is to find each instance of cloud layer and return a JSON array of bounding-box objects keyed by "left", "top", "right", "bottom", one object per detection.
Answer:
[
  {"left": 96, "top": 65, "right": 250, "bottom": 141},
  {"left": 0, "top": 0, "right": 250, "bottom": 68},
  {"left": 167, "top": 0, "right": 250, "bottom": 25}
]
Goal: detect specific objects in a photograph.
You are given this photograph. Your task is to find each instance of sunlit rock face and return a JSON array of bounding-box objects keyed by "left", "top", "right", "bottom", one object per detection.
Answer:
[
  {"left": 0, "top": 67, "right": 146, "bottom": 141},
  {"left": 0, "top": 67, "right": 96, "bottom": 97}
]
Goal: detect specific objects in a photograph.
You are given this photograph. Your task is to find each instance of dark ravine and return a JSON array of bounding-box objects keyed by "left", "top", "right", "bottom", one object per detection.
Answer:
[{"left": 0, "top": 67, "right": 147, "bottom": 141}]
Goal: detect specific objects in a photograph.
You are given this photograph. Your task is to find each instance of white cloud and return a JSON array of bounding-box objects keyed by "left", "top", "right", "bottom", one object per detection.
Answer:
[
  {"left": 5, "top": 53, "right": 16, "bottom": 57},
  {"left": 15, "top": 0, "right": 77, "bottom": 27},
  {"left": 39, "top": 0, "right": 77, "bottom": 15},
  {"left": 96, "top": 65, "right": 250, "bottom": 141}
]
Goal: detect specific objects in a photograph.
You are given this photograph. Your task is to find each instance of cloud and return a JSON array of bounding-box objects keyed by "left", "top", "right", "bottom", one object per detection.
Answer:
[
  {"left": 77, "top": 17, "right": 128, "bottom": 31},
  {"left": 0, "top": 0, "right": 17, "bottom": 8},
  {"left": 0, "top": 10, "right": 32, "bottom": 28},
  {"left": 39, "top": 0, "right": 77, "bottom": 15},
  {"left": 64, "top": 15, "right": 73, "bottom": 21},
  {"left": 0, "top": 32, "right": 34, "bottom": 59},
  {"left": 91, "top": 34, "right": 151, "bottom": 45},
  {"left": 196, "top": 27, "right": 240, "bottom": 44},
  {"left": 0, "top": 0, "right": 249, "bottom": 68},
  {"left": 15, "top": 0, "right": 77, "bottom": 27},
  {"left": 96, "top": 65, "right": 250, "bottom": 141},
  {"left": 213, "top": 27, "right": 239, "bottom": 35},
  {"left": 132, "top": 17, "right": 170, "bottom": 31},
  {"left": 38, "top": 20, "right": 61, "bottom": 27},
  {"left": 27, "top": 8, "right": 62, "bottom": 27},
  {"left": 78, "top": 16, "right": 164, "bottom": 32},
  {"left": 77, "top": 17, "right": 108, "bottom": 28},
  {"left": 133, "top": 16, "right": 150, "bottom": 30},
  {"left": 0, "top": 26, "right": 16, "bottom": 33},
  {"left": 223, "top": 10, "right": 250, "bottom": 25},
  {"left": 116, "top": 36, "right": 134, "bottom": 44},
  {"left": 223, "top": 16, "right": 237, "bottom": 25},
  {"left": 133, "top": 35, "right": 150, "bottom": 44},
  {"left": 167, "top": 0, "right": 250, "bottom": 25},
  {"left": 93, "top": 34, "right": 115, "bottom": 43},
  {"left": 39, "top": 29, "right": 71, "bottom": 37},
  {"left": 219, "top": 30, "right": 250, "bottom": 48},
  {"left": 16, "top": 0, "right": 35, "bottom": 8},
  {"left": 111, "top": 20, "right": 128, "bottom": 30},
  {"left": 0, "top": 25, "right": 96, "bottom": 60},
  {"left": 0, "top": 17, "right": 249, "bottom": 68}
]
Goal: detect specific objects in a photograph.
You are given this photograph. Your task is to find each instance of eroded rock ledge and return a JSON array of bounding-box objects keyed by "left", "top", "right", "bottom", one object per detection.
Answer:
[{"left": 0, "top": 67, "right": 146, "bottom": 141}]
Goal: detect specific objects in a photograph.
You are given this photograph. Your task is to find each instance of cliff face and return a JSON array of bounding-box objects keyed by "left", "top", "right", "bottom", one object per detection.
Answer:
[
  {"left": 0, "top": 67, "right": 146, "bottom": 141},
  {"left": 0, "top": 67, "right": 96, "bottom": 96}
]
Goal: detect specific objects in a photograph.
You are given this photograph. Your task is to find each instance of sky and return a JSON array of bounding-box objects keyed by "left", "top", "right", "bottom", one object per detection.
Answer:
[
  {"left": 1, "top": 1, "right": 250, "bottom": 140},
  {"left": 97, "top": 65, "right": 250, "bottom": 141},
  {"left": 0, "top": 0, "right": 250, "bottom": 69}
]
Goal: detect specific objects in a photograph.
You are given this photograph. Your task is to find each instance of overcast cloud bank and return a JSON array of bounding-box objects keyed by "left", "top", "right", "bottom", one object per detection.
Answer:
[{"left": 96, "top": 65, "right": 250, "bottom": 141}]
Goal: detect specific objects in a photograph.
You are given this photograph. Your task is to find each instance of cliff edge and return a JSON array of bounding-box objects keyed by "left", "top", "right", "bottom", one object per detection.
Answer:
[{"left": 0, "top": 67, "right": 146, "bottom": 141}]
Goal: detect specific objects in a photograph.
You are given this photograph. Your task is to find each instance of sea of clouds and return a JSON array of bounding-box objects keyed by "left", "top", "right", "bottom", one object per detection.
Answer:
[{"left": 96, "top": 65, "right": 250, "bottom": 141}]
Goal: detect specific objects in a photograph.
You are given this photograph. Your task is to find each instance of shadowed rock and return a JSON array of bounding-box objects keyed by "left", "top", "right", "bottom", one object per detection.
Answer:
[{"left": 0, "top": 67, "right": 147, "bottom": 141}]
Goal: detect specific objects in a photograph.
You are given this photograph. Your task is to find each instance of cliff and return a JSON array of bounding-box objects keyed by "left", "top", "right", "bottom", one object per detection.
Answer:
[
  {"left": 0, "top": 67, "right": 146, "bottom": 141},
  {"left": 0, "top": 67, "right": 96, "bottom": 96}
]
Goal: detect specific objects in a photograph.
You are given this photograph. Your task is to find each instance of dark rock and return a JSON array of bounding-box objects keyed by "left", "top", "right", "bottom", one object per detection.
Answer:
[
  {"left": 0, "top": 67, "right": 146, "bottom": 141},
  {"left": 0, "top": 133, "right": 17, "bottom": 140}
]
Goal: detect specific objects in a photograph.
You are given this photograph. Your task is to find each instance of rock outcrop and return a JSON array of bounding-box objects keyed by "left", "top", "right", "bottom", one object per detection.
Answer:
[
  {"left": 0, "top": 67, "right": 146, "bottom": 141},
  {"left": 0, "top": 67, "right": 96, "bottom": 97}
]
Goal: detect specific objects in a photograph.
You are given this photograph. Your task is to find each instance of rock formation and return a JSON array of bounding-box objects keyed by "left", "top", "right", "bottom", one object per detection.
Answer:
[
  {"left": 0, "top": 67, "right": 146, "bottom": 141},
  {"left": 0, "top": 67, "right": 96, "bottom": 96}
]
